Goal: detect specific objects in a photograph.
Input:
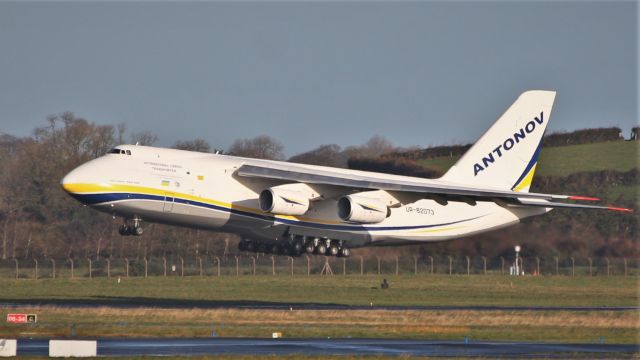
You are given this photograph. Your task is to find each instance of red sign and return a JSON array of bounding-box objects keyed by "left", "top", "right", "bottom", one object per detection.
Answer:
[
  {"left": 7, "top": 313, "right": 27, "bottom": 323},
  {"left": 6, "top": 313, "right": 36, "bottom": 323}
]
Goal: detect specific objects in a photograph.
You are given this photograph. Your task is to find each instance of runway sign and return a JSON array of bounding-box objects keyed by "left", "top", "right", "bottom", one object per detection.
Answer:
[
  {"left": 49, "top": 340, "right": 97, "bottom": 357},
  {"left": 0, "top": 339, "right": 17, "bottom": 357},
  {"left": 6, "top": 314, "right": 37, "bottom": 324}
]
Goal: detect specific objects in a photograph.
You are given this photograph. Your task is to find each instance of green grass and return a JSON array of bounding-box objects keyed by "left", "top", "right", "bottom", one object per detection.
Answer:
[
  {"left": 0, "top": 275, "right": 637, "bottom": 307},
  {"left": 418, "top": 141, "right": 639, "bottom": 177}
]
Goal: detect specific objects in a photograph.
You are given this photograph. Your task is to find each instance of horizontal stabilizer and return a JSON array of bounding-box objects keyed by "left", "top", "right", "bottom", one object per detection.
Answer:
[{"left": 515, "top": 198, "right": 633, "bottom": 212}]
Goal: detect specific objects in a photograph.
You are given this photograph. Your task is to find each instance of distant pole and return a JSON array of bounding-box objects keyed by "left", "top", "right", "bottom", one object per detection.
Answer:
[
  {"left": 482, "top": 256, "right": 487, "bottom": 275},
  {"left": 14, "top": 259, "right": 18, "bottom": 279},
  {"left": 448, "top": 256, "right": 453, "bottom": 275},
  {"left": 290, "top": 257, "right": 294, "bottom": 276},
  {"left": 180, "top": 256, "right": 184, "bottom": 277},
  {"left": 554, "top": 257, "right": 559, "bottom": 276},
  {"left": 235, "top": 256, "right": 239, "bottom": 276},
  {"left": 198, "top": 257, "right": 203, "bottom": 277},
  {"left": 588, "top": 257, "right": 592, "bottom": 277},
  {"left": 360, "top": 256, "right": 364, "bottom": 276},
  {"left": 215, "top": 257, "right": 221, "bottom": 277},
  {"left": 500, "top": 256, "right": 505, "bottom": 275},
  {"left": 570, "top": 257, "right": 575, "bottom": 277},
  {"left": 306, "top": 255, "right": 310, "bottom": 276},
  {"left": 271, "top": 256, "right": 275, "bottom": 276},
  {"left": 145, "top": 258, "right": 149, "bottom": 278},
  {"left": 623, "top": 258, "right": 628, "bottom": 277},
  {"left": 377, "top": 256, "right": 381, "bottom": 275},
  {"left": 605, "top": 257, "right": 610, "bottom": 276},
  {"left": 429, "top": 256, "right": 434, "bottom": 275},
  {"left": 87, "top": 258, "right": 92, "bottom": 279},
  {"left": 107, "top": 259, "right": 111, "bottom": 279},
  {"left": 466, "top": 256, "right": 470, "bottom": 276},
  {"left": 125, "top": 258, "right": 129, "bottom": 278},
  {"left": 34, "top": 259, "right": 38, "bottom": 280},
  {"left": 535, "top": 257, "right": 540, "bottom": 276},
  {"left": 51, "top": 259, "right": 55, "bottom": 279},
  {"left": 69, "top": 258, "right": 74, "bottom": 279},
  {"left": 413, "top": 256, "right": 418, "bottom": 275},
  {"left": 343, "top": 258, "right": 346, "bottom": 276}
]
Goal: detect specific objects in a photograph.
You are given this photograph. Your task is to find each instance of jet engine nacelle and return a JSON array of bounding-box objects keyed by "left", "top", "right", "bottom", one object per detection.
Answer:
[
  {"left": 338, "top": 194, "right": 390, "bottom": 224},
  {"left": 259, "top": 187, "right": 311, "bottom": 216}
]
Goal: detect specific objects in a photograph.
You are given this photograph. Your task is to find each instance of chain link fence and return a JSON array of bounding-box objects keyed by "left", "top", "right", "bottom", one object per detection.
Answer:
[{"left": 0, "top": 255, "right": 637, "bottom": 279}]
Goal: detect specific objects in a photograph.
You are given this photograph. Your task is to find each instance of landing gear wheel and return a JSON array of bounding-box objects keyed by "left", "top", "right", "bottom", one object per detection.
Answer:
[
  {"left": 340, "top": 248, "right": 351, "bottom": 258},
  {"left": 292, "top": 241, "right": 303, "bottom": 255},
  {"left": 118, "top": 225, "right": 129, "bottom": 236},
  {"left": 134, "top": 226, "right": 144, "bottom": 236},
  {"left": 316, "top": 244, "right": 327, "bottom": 255},
  {"left": 270, "top": 244, "right": 280, "bottom": 254},
  {"left": 305, "top": 243, "right": 315, "bottom": 254},
  {"left": 329, "top": 245, "right": 340, "bottom": 256}
]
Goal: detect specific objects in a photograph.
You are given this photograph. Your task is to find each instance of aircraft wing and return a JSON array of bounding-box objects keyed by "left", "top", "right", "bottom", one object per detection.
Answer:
[{"left": 236, "top": 163, "right": 631, "bottom": 212}]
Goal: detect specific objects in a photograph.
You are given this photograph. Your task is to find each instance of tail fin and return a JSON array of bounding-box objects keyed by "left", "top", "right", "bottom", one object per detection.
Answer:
[{"left": 440, "top": 90, "right": 556, "bottom": 192}]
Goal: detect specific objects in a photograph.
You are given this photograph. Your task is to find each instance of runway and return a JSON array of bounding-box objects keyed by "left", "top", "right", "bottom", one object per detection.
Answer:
[
  {"left": 1, "top": 299, "right": 638, "bottom": 312},
  {"left": 15, "top": 338, "right": 639, "bottom": 357}
]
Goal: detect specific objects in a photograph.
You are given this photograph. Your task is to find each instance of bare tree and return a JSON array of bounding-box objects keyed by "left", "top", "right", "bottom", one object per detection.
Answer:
[
  {"left": 288, "top": 144, "right": 348, "bottom": 167},
  {"left": 173, "top": 138, "right": 211, "bottom": 152},
  {"left": 130, "top": 131, "right": 158, "bottom": 146},
  {"left": 228, "top": 135, "right": 284, "bottom": 160},
  {"left": 343, "top": 135, "right": 395, "bottom": 159}
]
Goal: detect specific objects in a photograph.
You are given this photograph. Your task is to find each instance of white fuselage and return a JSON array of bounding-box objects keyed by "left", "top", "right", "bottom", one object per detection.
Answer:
[{"left": 61, "top": 145, "right": 547, "bottom": 248}]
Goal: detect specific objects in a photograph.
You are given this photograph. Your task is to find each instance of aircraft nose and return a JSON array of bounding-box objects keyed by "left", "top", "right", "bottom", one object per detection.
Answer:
[{"left": 61, "top": 166, "right": 84, "bottom": 194}]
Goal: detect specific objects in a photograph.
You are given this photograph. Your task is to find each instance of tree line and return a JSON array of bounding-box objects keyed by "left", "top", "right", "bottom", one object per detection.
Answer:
[{"left": 0, "top": 113, "right": 636, "bottom": 262}]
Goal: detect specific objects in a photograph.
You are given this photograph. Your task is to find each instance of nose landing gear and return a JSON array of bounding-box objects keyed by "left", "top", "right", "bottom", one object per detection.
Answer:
[{"left": 118, "top": 217, "right": 144, "bottom": 236}]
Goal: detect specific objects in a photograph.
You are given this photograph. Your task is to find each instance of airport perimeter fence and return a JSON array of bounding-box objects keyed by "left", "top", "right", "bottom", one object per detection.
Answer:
[{"left": 0, "top": 255, "right": 637, "bottom": 279}]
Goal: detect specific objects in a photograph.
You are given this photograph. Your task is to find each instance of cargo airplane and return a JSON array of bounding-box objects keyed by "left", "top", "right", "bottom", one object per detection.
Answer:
[{"left": 61, "top": 91, "right": 631, "bottom": 257}]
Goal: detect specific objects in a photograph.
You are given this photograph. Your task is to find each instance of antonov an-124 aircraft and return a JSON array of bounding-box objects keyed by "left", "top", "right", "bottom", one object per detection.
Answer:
[{"left": 61, "top": 91, "right": 631, "bottom": 257}]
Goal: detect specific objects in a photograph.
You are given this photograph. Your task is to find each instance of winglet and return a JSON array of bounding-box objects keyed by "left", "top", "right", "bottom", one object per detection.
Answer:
[
  {"left": 568, "top": 196, "right": 601, "bottom": 201},
  {"left": 607, "top": 206, "right": 633, "bottom": 213}
]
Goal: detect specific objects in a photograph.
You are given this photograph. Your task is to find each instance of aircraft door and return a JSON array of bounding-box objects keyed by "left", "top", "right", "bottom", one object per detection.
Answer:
[{"left": 163, "top": 192, "right": 174, "bottom": 212}]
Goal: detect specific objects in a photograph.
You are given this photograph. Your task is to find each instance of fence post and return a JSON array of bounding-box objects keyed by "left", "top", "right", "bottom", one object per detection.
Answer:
[
  {"left": 571, "top": 257, "right": 575, "bottom": 277},
  {"left": 482, "top": 256, "right": 487, "bottom": 275},
  {"left": 198, "top": 257, "right": 203, "bottom": 277},
  {"left": 429, "top": 256, "right": 434, "bottom": 275},
  {"left": 466, "top": 256, "right": 470, "bottom": 276},
  {"left": 448, "top": 256, "right": 453, "bottom": 275},
  {"left": 271, "top": 256, "right": 275, "bottom": 276},
  {"left": 14, "top": 259, "right": 18, "bottom": 279},
  {"left": 500, "top": 256, "right": 505, "bottom": 275},
  {"left": 34, "top": 259, "right": 38, "bottom": 280},
  {"left": 235, "top": 256, "right": 239, "bottom": 276},
  {"left": 360, "top": 256, "right": 364, "bottom": 276},
  {"left": 69, "top": 258, "right": 74, "bottom": 279},
  {"left": 554, "top": 257, "right": 559, "bottom": 275},
  {"left": 180, "top": 257, "right": 184, "bottom": 277},
  {"left": 107, "top": 259, "right": 111, "bottom": 279},
  {"left": 306, "top": 256, "right": 310, "bottom": 276},
  {"left": 290, "top": 257, "right": 294, "bottom": 276},
  {"left": 588, "top": 257, "right": 592, "bottom": 277},
  {"left": 377, "top": 256, "right": 381, "bottom": 275},
  {"left": 51, "top": 259, "right": 55, "bottom": 279},
  {"left": 605, "top": 257, "right": 610, "bottom": 276},
  {"left": 535, "top": 257, "right": 540, "bottom": 275},
  {"left": 413, "top": 256, "right": 418, "bottom": 275},
  {"left": 125, "top": 258, "right": 129, "bottom": 278},
  {"left": 145, "top": 258, "right": 149, "bottom": 278},
  {"left": 343, "top": 258, "right": 346, "bottom": 276},
  {"left": 215, "top": 257, "right": 221, "bottom": 277},
  {"left": 87, "top": 258, "right": 92, "bottom": 279},
  {"left": 162, "top": 257, "right": 167, "bottom": 277},
  {"left": 395, "top": 256, "right": 399, "bottom": 276},
  {"left": 251, "top": 256, "right": 256, "bottom": 276},
  {"left": 623, "top": 258, "right": 627, "bottom": 277}
]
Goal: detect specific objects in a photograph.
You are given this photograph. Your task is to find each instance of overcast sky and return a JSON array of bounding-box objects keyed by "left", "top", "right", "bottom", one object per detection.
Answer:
[{"left": 0, "top": 1, "right": 637, "bottom": 156}]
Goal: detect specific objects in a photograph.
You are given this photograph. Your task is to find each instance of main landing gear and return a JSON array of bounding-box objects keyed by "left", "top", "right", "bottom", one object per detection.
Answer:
[
  {"left": 118, "top": 217, "right": 144, "bottom": 236},
  {"left": 239, "top": 235, "right": 351, "bottom": 257}
]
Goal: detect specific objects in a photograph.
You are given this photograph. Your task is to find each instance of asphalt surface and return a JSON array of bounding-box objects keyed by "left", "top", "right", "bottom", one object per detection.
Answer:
[
  {"left": 15, "top": 338, "right": 639, "bottom": 357},
  {"left": 1, "top": 299, "right": 638, "bottom": 311}
]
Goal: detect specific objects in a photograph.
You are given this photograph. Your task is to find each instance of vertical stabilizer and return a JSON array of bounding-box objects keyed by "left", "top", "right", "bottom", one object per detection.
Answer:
[{"left": 440, "top": 90, "right": 556, "bottom": 192}]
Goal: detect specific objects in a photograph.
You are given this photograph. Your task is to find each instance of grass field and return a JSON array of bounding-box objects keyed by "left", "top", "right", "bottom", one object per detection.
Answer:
[
  {"left": 0, "top": 275, "right": 637, "bottom": 307},
  {"left": 418, "top": 141, "right": 639, "bottom": 177}
]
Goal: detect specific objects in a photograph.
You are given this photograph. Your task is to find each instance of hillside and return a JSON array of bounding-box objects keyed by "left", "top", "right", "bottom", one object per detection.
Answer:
[{"left": 417, "top": 141, "right": 638, "bottom": 177}]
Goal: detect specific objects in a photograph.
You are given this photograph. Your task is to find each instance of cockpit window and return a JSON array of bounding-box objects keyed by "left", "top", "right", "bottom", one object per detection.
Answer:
[{"left": 108, "top": 148, "right": 132, "bottom": 155}]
